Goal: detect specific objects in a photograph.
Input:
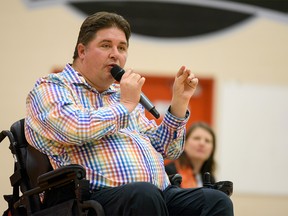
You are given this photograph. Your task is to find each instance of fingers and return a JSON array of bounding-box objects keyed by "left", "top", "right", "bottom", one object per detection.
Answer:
[
  {"left": 176, "top": 66, "right": 197, "bottom": 87},
  {"left": 121, "top": 68, "right": 145, "bottom": 90},
  {"left": 120, "top": 68, "right": 145, "bottom": 112},
  {"left": 127, "top": 69, "right": 145, "bottom": 86},
  {"left": 176, "top": 66, "right": 186, "bottom": 78},
  {"left": 188, "top": 77, "right": 198, "bottom": 88},
  {"left": 186, "top": 71, "right": 197, "bottom": 87},
  {"left": 122, "top": 68, "right": 143, "bottom": 81}
]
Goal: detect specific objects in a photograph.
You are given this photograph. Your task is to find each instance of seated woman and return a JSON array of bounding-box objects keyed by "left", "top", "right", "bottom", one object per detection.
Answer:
[{"left": 165, "top": 122, "right": 216, "bottom": 188}]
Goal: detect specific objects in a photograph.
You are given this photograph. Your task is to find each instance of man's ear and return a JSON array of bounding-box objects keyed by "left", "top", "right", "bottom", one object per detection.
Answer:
[{"left": 77, "top": 43, "right": 86, "bottom": 59}]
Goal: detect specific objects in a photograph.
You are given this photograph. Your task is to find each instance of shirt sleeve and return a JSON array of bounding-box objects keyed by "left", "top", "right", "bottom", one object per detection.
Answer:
[
  {"left": 138, "top": 106, "right": 190, "bottom": 160},
  {"left": 25, "top": 76, "right": 130, "bottom": 146}
]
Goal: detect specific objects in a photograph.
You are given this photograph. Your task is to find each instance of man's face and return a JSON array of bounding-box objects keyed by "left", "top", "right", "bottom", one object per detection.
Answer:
[{"left": 79, "top": 27, "right": 128, "bottom": 92}]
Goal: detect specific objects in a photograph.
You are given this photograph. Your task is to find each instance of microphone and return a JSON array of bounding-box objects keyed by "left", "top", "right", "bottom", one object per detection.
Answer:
[{"left": 111, "top": 65, "right": 160, "bottom": 119}]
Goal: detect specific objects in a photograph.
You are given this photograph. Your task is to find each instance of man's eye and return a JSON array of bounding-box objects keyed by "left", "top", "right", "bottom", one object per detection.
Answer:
[
  {"left": 102, "top": 44, "right": 110, "bottom": 48},
  {"left": 119, "top": 46, "right": 127, "bottom": 52}
]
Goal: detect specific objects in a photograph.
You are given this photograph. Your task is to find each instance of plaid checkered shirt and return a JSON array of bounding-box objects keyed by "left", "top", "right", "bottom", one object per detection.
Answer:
[{"left": 25, "top": 64, "right": 189, "bottom": 191}]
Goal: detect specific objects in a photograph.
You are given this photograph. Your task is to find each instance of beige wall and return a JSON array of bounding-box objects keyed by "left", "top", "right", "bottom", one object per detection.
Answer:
[{"left": 1, "top": 1, "right": 288, "bottom": 215}]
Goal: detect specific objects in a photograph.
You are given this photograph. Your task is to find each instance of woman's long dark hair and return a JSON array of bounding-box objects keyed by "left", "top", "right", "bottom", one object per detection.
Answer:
[{"left": 178, "top": 122, "right": 216, "bottom": 181}]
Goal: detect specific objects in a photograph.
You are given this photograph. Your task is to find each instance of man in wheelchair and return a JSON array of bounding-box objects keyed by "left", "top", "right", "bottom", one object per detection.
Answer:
[{"left": 19, "top": 11, "right": 233, "bottom": 215}]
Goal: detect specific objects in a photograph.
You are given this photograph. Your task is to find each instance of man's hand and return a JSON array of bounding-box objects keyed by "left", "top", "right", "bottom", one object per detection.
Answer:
[
  {"left": 170, "top": 66, "right": 198, "bottom": 118},
  {"left": 119, "top": 68, "right": 145, "bottom": 113}
]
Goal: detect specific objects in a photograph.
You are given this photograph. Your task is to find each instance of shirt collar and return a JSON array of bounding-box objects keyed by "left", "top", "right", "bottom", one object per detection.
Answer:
[{"left": 63, "top": 63, "right": 118, "bottom": 94}]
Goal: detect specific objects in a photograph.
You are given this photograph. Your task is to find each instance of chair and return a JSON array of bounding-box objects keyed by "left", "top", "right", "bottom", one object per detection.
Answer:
[
  {"left": 1, "top": 119, "right": 232, "bottom": 215},
  {"left": 0, "top": 119, "right": 105, "bottom": 216}
]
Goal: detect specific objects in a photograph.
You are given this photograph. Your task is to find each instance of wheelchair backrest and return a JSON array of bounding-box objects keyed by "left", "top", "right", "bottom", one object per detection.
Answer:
[
  {"left": 0, "top": 119, "right": 54, "bottom": 212},
  {"left": 10, "top": 119, "right": 53, "bottom": 189}
]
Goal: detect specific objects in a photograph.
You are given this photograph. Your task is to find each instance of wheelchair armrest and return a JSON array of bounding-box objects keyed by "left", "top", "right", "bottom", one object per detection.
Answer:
[
  {"left": 14, "top": 164, "right": 87, "bottom": 209},
  {"left": 37, "top": 164, "right": 86, "bottom": 188},
  {"left": 169, "top": 174, "right": 182, "bottom": 187},
  {"left": 203, "top": 172, "right": 233, "bottom": 197},
  {"left": 213, "top": 181, "right": 233, "bottom": 197},
  {"left": 81, "top": 200, "right": 105, "bottom": 216}
]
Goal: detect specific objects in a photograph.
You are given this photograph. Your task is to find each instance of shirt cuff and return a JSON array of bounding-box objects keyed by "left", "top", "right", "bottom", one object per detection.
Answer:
[{"left": 163, "top": 106, "right": 190, "bottom": 130}]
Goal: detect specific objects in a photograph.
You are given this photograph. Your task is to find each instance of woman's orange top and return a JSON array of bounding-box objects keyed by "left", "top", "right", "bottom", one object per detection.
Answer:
[{"left": 174, "top": 160, "right": 197, "bottom": 188}]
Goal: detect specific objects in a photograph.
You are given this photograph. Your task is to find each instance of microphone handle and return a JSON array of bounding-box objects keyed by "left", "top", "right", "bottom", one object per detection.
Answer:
[
  {"left": 140, "top": 93, "right": 160, "bottom": 119},
  {"left": 111, "top": 65, "right": 160, "bottom": 119}
]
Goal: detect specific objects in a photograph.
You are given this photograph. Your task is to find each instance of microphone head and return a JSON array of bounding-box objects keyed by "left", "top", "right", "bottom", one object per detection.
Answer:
[{"left": 110, "top": 65, "right": 125, "bottom": 82}]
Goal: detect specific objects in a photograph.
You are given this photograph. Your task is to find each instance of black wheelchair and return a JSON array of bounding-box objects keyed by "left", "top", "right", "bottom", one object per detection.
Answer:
[
  {"left": 0, "top": 119, "right": 104, "bottom": 216},
  {"left": 1, "top": 119, "right": 232, "bottom": 216}
]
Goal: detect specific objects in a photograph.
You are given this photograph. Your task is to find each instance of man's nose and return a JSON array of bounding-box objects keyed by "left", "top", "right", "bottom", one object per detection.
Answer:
[{"left": 109, "top": 47, "right": 120, "bottom": 59}]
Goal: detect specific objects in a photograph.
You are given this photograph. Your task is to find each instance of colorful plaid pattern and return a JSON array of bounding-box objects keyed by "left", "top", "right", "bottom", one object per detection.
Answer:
[{"left": 25, "top": 64, "right": 188, "bottom": 191}]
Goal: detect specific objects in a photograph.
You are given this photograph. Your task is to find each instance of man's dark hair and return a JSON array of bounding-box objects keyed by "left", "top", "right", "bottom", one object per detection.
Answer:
[{"left": 73, "top": 11, "right": 131, "bottom": 61}]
